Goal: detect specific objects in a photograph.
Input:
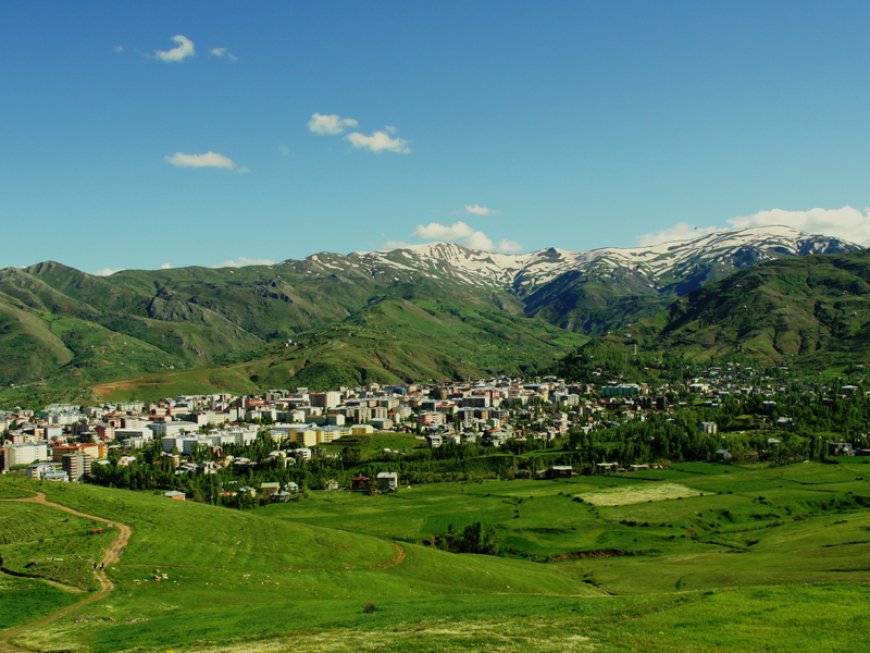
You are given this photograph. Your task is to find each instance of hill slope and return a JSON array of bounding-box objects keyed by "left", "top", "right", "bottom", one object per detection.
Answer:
[
  {"left": 0, "top": 227, "right": 860, "bottom": 401},
  {"left": 660, "top": 249, "right": 870, "bottom": 365}
]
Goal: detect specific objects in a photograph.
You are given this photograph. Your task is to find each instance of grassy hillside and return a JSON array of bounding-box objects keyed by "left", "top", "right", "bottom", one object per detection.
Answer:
[
  {"left": 0, "top": 477, "right": 596, "bottom": 652},
  {"left": 1, "top": 258, "right": 589, "bottom": 403},
  {"left": 661, "top": 250, "right": 870, "bottom": 365},
  {"left": 90, "top": 292, "right": 589, "bottom": 401},
  {"left": 2, "top": 247, "right": 869, "bottom": 403},
  {"left": 1, "top": 460, "right": 868, "bottom": 652}
]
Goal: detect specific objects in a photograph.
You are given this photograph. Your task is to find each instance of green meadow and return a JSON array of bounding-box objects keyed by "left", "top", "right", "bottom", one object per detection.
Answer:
[{"left": 0, "top": 460, "right": 868, "bottom": 652}]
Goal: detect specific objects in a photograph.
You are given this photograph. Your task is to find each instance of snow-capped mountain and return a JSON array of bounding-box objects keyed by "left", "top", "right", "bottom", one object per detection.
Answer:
[
  {"left": 307, "top": 226, "right": 860, "bottom": 296},
  {"left": 278, "top": 226, "right": 858, "bottom": 336}
]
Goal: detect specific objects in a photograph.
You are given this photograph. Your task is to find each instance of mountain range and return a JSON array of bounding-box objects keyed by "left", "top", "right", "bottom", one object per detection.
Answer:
[{"left": 0, "top": 226, "right": 864, "bottom": 404}]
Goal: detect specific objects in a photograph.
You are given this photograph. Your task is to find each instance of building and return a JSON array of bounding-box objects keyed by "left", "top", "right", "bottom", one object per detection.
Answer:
[
  {"left": 376, "top": 471, "right": 398, "bottom": 493},
  {"left": 1, "top": 442, "right": 50, "bottom": 471},
  {"left": 545, "top": 465, "right": 573, "bottom": 479},
  {"left": 351, "top": 474, "right": 371, "bottom": 492},
  {"left": 61, "top": 454, "right": 92, "bottom": 481},
  {"left": 26, "top": 462, "right": 68, "bottom": 482},
  {"left": 310, "top": 391, "right": 342, "bottom": 409},
  {"left": 603, "top": 384, "right": 642, "bottom": 398}
]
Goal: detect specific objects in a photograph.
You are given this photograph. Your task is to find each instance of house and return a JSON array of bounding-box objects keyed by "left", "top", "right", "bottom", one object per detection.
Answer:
[
  {"left": 545, "top": 465, "right": 573, "bottom": 479},
  {"left": 595, "top": 462, "right": 618, "bottom": 474},
  {"left": 351, "top": 474, "right": 371, "bottom": 492},
  {"left": 163, "top": 490, "right": 186, "bottom": 501},
  {"left": 260, "top": 482, "right": 280, "bottom": 496},
  {"left": 700, "top": 421, "right": 718, "bottom": 435},
  {"left": 715, "top": 449, "right": 733, "bottom": 462},
  {"left": 828, "top": 441, "right": 854, "bottom": 456},
  {"left": 377, "top": 471, "right": 398, "bottom": 493},
  {"left": 270, "top": 491, "right": 292, "bottom": 503}
]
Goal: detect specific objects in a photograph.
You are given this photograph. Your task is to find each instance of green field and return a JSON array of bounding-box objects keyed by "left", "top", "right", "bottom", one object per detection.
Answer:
[{"left": 0, "top": 461, "right": 868, "bottom": 652}]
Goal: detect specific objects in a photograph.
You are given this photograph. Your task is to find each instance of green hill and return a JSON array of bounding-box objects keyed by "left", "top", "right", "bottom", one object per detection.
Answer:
[
  {"left": 1, "top": 242, "right": 868, "bottom": 404},
  {"left": 1, "top": 460, "right": 868, "bottom": 652},
  {"left": 660, "top": 249, "right": 870, "bottom": 366}
]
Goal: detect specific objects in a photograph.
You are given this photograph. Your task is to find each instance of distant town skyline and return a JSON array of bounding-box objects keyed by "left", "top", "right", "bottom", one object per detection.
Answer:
[{"left": 4, "top": 0, "right": 870, "bottom": 275}]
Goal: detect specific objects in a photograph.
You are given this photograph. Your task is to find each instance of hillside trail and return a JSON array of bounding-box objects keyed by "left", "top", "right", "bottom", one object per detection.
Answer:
[
  {"left": 368, "top": 542, "right": 406, "bottom": 570},
  {"left": 0, "top": 492, "right": 132, "bottom": 653}
]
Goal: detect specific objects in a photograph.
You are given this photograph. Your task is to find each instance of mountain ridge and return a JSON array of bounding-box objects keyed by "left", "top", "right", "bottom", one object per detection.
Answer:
[{"left": 0, "top": 226, "right": 863, "bottom": 403}]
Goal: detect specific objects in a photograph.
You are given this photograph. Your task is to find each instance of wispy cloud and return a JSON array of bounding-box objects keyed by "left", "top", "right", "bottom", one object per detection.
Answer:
[
  {"left": 210, "top": 47, "right": 238, "bottom": 62},
  {"left": 464, "top": 204, "right": 496, "bottom": 217},
  {"left": 382, "top": 240, "right": 411, "bottom": 250},
  {"left": 346, "top": 129, "right": 410, "bottom": 154},
  {"left": 113, "top": 44, "right": 125, "bottom": 54},
  {"left": 309, "top": 113, "right": 412, "bottom": 153},
  {"left": 413, "top": 221, "right": 521, "bottom": 252},
  {"left": 636, "top": 222, "right": 717, "bottom": 247},
  {"left": 637, "top": 206, "right": 870, "bottom": 247},
  {"left": 154, "top": 34, "right": 195, "bottom": 63},
  {"left": 308, "top": 112, "right": 358, "bottom": 135},
  {"left": 214, "top": 257, "right": 276, "bottom": 268},
  {"left": 165, "top": 151, "right": 248, "bottom": 173}
]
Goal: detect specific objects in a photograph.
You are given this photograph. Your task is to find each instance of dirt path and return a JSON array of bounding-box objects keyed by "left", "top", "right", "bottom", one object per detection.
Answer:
[
  {"left": 0, "top": 566, "right": 85, "bottom": 595},
  {"left": 368, "top": 542, "right": 406, "bottom": 570},
  {"left": 0, "top": 492, "right": 132, "bottom": 653}
]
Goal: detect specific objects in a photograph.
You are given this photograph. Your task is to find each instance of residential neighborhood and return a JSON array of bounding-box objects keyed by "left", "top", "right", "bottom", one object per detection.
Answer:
[{"left": 2, "top": 363, "right": 868, "bottom": 504}]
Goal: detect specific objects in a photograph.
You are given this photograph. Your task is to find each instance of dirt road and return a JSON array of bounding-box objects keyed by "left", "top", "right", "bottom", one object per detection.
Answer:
[{"left": 0, "top": 492, "right": 132, "bottom": 652}]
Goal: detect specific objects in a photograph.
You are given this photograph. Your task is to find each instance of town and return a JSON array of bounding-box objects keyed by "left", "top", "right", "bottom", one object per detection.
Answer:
[{"left": 3, "top": 362, "right": 868, "bottom": 506}]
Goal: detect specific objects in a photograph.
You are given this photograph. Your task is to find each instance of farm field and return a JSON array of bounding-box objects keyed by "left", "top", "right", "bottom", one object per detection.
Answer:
[{"left": 0, "top": 460, "right": 868, "bottom": 652}]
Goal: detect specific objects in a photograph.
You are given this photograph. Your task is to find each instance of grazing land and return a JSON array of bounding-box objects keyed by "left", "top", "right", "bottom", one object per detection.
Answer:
[{"left": 1, "top": 458, "right": 868, "bottom": 652}]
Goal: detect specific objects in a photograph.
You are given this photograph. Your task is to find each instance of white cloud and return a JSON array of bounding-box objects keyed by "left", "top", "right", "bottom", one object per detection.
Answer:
[
  {"left": 415, "top": 221, "right": 474, "bottom": 240},
  {"left": 94, "top": 267, "right": 118, "bottom": 276},
  {"left": 495, "top": 239, "right": 523, "bottom": 253},
  {"left": 165, "top": 151, "right": 248, "bottom": 172},
  {"left": 113, "top": 45, "right": 124, "bottom": 54},
  {"left": 308, "top": 113, "right": 358, "bottom": 135},
  {"left": 636, "top": 205, "right": 870, "bottom": 247},
  {"left": 636, "top": 222, "right": 718, "bottom": 247},
  {"left": 346, "top": 129, "right": 410, "bottom": 154},
  {"left": 413, "top": 221, "right": 521, "bottom": 252},
  {"left": 214, "top": 257, "right": 276, "bottom": 268},
  {"left": 382, "top": 240, "right": 411, "bottom": 250},
  {"left": 464, "top": 231, "right": 494, "bottom": 251},
  {"left": 728, "top": 206, "right": 870, "bottom": 245},
  {"left": 209, "top": 47, "right": 238, "bottom": 61},
  {"left": 159, "top": 262, "right": 173, "bottom": 270},
  {"left": 464, "top": 204, "right": 496, "bottom": 217},
  {"left": 154, "top": 35, "right": 195, "bottom": 63}
]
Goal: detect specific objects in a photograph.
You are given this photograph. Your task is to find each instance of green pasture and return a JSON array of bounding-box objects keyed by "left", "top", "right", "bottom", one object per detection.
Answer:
[
  {"left": 0, "top": 501, "right": 112, "bottom": 590},
  {"left": 1, "top": 460, "right": 868, "bottom": 652}
]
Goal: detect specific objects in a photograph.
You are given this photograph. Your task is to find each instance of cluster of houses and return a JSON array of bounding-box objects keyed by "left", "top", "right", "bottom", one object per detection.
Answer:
[{"left": 1, "top": 367, "right": 866, "bottom": 492}]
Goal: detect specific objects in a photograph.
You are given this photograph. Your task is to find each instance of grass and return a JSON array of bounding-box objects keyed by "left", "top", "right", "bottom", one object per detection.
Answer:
[
  {"left": 0, "top": 460, "right": 868, "bottom": 652},
  {"left": 578, "top": 482, "right": 707, "bottom": 505},
  {"left": 0, "top": 501, "right": 113, "bottom": 590},
  {"left": 0, "top": 576, "right": 80, "bottom": 629}
]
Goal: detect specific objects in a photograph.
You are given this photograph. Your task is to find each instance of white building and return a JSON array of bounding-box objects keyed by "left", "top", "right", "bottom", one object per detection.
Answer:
[{"left": 1, "top": 442, "right": 50, "bottom": 470}]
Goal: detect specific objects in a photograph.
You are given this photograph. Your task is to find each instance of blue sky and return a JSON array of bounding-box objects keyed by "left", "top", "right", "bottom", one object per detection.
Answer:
[{"left": 3, "top": 0, "right": 870, "bottom": 274}]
